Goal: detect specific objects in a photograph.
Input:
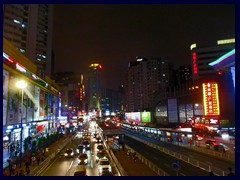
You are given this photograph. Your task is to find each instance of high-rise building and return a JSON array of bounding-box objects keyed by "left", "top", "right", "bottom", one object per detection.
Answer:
[
  {"left": 3, "top": 4, "right": 53, "bottom": 79},
  {"left": 86, "top": 63, "right": 103, "bottom": 113},
  {"left": 52, "top": 72, "right": 85, "bottom": 118},
  {"left": 126, "top": 57, "right": 174, "bottom": 112},
  {"left": 174, "top": 65, "right": 192, "bottom": 86}
]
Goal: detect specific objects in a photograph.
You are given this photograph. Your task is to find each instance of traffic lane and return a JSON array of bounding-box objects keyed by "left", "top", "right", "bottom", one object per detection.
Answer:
[
  {"left": 125, "top": 135, "right": 208, "bottom": 176},
  {"left": 40, "top": 135, "right": 98, "bottom": 176},
  {"left": 121, "top": 129, "right": 235, "bottom": 171},
  {"left": 41, "top": 155, "right": 77, "bottom": 176}
]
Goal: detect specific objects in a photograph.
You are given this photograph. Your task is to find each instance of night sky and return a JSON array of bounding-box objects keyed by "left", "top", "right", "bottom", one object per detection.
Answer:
[{"left": 52, "top": 4, "right": 235, "bottom": 89}]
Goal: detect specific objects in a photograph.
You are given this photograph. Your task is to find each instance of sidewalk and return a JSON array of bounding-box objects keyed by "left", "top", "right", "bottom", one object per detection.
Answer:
[
  {"left": 112, "top": 149, "right": 158, "bottom": 176},
  {"left": 3, "top": 136, "right": 69, "bottom": 176}
]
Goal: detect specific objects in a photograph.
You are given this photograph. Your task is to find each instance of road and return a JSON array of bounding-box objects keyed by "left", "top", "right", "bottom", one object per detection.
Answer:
[
  {"left": 121, "top": 129, "right": 235, "bottom": 175},
  {"left": 40, "top": 131, "right": 116, "bottom": 176}
]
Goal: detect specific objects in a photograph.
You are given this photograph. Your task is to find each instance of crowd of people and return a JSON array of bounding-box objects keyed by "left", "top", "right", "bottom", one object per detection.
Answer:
[{"left": 3, "top": 146, "right": 47, "bottom": 176}]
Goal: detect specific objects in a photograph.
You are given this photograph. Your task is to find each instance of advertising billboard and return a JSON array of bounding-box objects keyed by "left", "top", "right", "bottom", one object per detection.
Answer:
[
  {"left": 141, "top": 112, "right": 151, "bottom": 123},
  {"left": 3, "top": 70, "right": 9, "bottom": 125},
  {"left": 125, "top": 112, "right": 141, "bottom": 122},
  {"left": 7, "top": 76, "right": 21, "bottom": 125},
  {"left": 26, "top": 83, "right": 34, "bottom": 122},
  {"left": 168, "top": 98, "right": 178, "bottom": 123},
  {"left": 34, "top": 86, "right": 40, "bottom": 121}
]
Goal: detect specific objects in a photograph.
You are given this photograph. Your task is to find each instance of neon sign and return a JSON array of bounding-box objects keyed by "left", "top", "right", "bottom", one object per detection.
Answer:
[
  {"left": 192, "top": 52, "right": 198, "bottom": 74},
  {"left": 202, "top": 82, "right": 220, "bottom": 116}
]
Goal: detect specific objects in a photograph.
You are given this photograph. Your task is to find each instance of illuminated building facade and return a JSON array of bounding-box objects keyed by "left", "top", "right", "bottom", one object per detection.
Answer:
[
  {"left": 190, "top": 39, "right": 235, "bottom": 127},
  {"left": 3, "top": 4, "right": 53, "bottom": 79},
  {"left": 190, "top": 38, "right": 235, "bottom": 81},
  {"left": 86, "top": 63, "right": 102, "bottom": 113},
  {"left": 209, "top": 49, "right": 235, "bottom": 126},
  {"left": 3, "top": 38, "right": 59, "bottom": 158},
  {"left": 52, "top": 72, "right": 85, "bottom": 118}
]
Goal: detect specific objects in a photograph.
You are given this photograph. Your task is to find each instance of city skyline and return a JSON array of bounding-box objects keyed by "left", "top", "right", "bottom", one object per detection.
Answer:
[{"left": 52, "top": 4, "right": 235, "bottom": 89}]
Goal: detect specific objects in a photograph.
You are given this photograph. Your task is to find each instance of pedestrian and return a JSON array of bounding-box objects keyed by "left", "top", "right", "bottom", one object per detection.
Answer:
[
  {"left": 26, "top": 166, "right": 30, "bottom": 176},
  {"left": 19, "top": 152, "right": 22, "bottom": 168},
  {"left": 14, "top": 169, "right": 19, "bottom": 176},
  {"left": 3, "top": 169, "right": 8, "bottom": 176},
  {"left": 227, "top": 167, "right": 235, "bottom": 176},
  {"left": 16, "top": 156, "right": 20, "bottom": 167},
  {"left": 12, "top": 163, "right": 17, "bottom": 175},
  {"left": 19, "top": 169, "right": 25, "bottom": 176},
  {"left": 36, "top": 154, "right": 41, "bottom": 166},
  {"left": 209, "top": 171, "right": 215, "bottom": 176},
  {"left": 122, "top": 142, "right": 125, "bottom": 150},
  {"left": 31, "top": 155, "right": 36, "bottom": 165},
  {"left": 25, "top": 160, "right": 30, "bottom": 173},
  {"left": 8, "top": 159, "right": 13, "bottom": 176}
]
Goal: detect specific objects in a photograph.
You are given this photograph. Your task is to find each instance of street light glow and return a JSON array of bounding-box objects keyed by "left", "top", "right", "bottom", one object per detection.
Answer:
[{"left": 16, "top": 80, "right": 27, "bottom": 89}]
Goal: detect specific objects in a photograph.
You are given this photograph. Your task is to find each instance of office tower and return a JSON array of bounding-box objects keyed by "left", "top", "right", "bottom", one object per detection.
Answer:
[
  {"left": 86, "top": 64, "right": 102, "bottom": 113},
  {"left": 127, "top": 57, "right": 174, "bottom": 112}
]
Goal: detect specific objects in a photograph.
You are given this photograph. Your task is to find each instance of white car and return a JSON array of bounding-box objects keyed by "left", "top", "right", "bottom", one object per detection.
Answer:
[{"left": 98, "top": 158, "right": 112, "bottom": 175}]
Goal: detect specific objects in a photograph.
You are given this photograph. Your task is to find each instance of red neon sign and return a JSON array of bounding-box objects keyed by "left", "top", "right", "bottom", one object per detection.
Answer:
[{"left": 192, "top": 52, "right": 198, "bottom": 74}]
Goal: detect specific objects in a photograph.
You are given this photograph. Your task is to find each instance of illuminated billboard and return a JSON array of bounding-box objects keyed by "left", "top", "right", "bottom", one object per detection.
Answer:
[
  {"left": 141, "top": 112, "right": 151, "bottom": 123},
  {"left": 125, "top": 112, "right": 140, "bottom": 122},
  {"left": 202, "top": 82, "right": 220, "bottom": 116}
]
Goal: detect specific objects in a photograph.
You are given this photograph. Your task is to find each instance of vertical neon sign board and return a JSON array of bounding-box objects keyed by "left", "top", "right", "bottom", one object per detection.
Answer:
[
  {"left": 202, "top": 82, "right": 220, "bottom": 116},
  {"left": 192, "top": 52, "right": 198, "bottom": 74}
]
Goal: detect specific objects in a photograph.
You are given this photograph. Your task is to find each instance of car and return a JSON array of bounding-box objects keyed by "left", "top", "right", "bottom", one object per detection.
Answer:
[
  {"left": 64, "top": 148, "right": 74, "bottom": 158},
  {"left": 100, "top": 171, "right": 114, "bottom": 176},
  {"left": 214, "top": 143, "right": 231, "bottom": 152},
  {"left": 205, "top": 140, "right": 220, "bottom": 149},
  {"left": 78, "top": 153, "right": 88, "bottom": 165},
  {"left": 195, "top": 134, "right": 204, "bottom": 141},
  {"left": 98, "top": 158, "right": 112, "bottom": 175},
  {"left": 83, "top": 140, "right": 91, "bottom": 150},
  {"left": 96, "top": 136, "right": 102, "bottom": 143},
  {"left": 97, "top": 144, "right": 104, "bottom": 152},
  {"left": 73, "top": 165, "right": 86, "bottom": 176},
  {"left": 96, "top": 150, "right": 107, "bottom": 163},
  {"left": 76, "top": 144, "right": 85, "bottom": 154}
]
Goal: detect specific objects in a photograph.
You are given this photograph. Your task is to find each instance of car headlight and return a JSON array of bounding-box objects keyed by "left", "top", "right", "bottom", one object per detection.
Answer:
[
  {"left": 76, "top": 149, "right": 79, "bottom": 153},
  {"left": 84, "top": 159, "right": 88, "bottom": 163},
  {"left": 64, "top": 153, "right": 68, "bottom": 156},
  {"left": 71, "top": 152, "right": 74, "bottom": 156},
  {"left": 109, "top": 166, "right": 112, "bottom": 172},
  {"left": 87, "top": 144, "right": 90, "bottom": 147}
]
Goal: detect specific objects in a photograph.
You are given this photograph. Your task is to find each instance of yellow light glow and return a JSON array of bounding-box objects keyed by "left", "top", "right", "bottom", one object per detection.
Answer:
[
  {"left": 190, "top": 43, "right": 197, "bottom": 50},
  {"left": 217, "top": 38, "right": 235, "bottom": 45},
  {"left": 16, "top": 80, "right": 27, "bottom": 89},
  {"left": 89, "top": 63, "right": 100, "bottom": 68}
]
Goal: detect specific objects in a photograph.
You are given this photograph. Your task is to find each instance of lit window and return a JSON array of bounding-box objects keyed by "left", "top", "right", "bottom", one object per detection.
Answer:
[{"left": 13, "top": 19, "right": 21, "bottom": 24}]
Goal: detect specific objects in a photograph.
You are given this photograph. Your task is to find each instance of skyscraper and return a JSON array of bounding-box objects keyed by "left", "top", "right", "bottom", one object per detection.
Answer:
[
  {"left": 127, "top": 57, "right": 174, "bottom": 112},
  {"left": 86, "top": 63, "right": 103, "bottom": 113},
  {"left": 3, "top": 4, "right": 53, "bottom": 78}
]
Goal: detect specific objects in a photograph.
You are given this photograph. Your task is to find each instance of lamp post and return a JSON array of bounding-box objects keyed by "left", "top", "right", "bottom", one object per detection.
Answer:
[{"left": 16, "top": 80, "right": 27, "bottom": 154}]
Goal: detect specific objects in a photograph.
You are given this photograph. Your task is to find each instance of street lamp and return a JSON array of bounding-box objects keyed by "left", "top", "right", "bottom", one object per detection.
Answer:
[{"left": 16, "top": 80, "right": 27, "bottom": 154}]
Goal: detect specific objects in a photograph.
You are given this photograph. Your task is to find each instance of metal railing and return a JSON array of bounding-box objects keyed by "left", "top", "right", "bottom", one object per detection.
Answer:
[
  {"left": 125, "top": 144, "right": 169, "bottom": 176},
  {"left": 126, "top": 133, "right": 231, "bottom": 176}
]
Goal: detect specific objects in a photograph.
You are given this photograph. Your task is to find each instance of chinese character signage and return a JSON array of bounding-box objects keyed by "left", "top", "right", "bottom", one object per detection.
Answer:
[{"left": 202, "top": 82, "right": 220, "bottom": 116}]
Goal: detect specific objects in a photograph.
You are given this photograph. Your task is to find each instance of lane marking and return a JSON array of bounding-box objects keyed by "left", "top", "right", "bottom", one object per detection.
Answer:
[{"left": 68, "top": 160, "right": 73, "bottom": 170}]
